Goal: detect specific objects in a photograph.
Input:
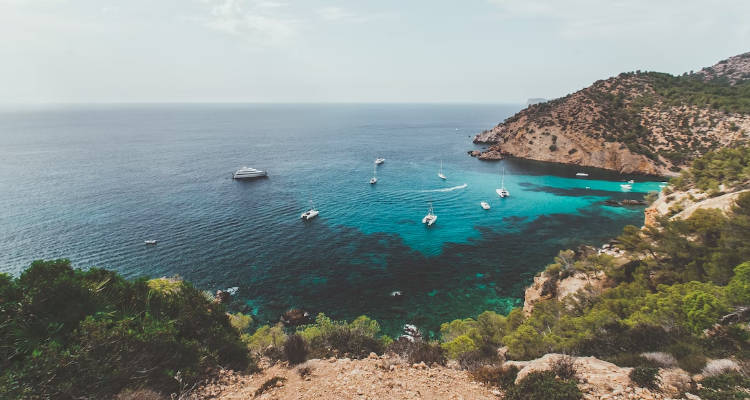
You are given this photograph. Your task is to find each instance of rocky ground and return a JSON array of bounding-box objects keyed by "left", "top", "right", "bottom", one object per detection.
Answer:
[
  {"left": 193, "top": 354, "right": 498, "bottom": 400},
  {"left": 192, "top": 352, "right": 707, "bottom": 400}
]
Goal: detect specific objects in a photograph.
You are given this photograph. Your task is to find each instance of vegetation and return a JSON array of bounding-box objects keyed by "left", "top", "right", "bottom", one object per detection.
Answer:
[
  {"left": 504, "top": 371, "right": 582, "bottom": 400},
  {"left": 0, "top": 260, "right": 251, "bottom": 399},
  {"left": 629, "top": 366, "right": 660, "bottom": 389},
  {"left": 671, "top": 146, "right": 750, "bottom": 192}
]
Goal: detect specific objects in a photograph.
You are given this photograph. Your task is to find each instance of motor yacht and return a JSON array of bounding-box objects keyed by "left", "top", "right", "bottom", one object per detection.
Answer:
[
  {"left": 480, "top": 201, "right": 490, "bottom": 210},
  {"left": 233, "top": 167, "right": 267, "bottom": 179}
]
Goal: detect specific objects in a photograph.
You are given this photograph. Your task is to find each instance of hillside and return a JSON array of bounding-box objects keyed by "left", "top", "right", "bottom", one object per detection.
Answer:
[{"left": 473, "top": 52, "right": 750, "bottom": 175}]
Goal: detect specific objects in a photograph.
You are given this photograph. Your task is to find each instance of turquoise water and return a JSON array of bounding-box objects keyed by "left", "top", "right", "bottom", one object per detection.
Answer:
[{"left": 0, "top": 104, "right": 661, "bottom": 335}]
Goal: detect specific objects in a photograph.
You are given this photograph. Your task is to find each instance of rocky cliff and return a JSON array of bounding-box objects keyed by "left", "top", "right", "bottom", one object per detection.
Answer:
[{"left": 473, "top": 52, "right": 750, "bottom": 175}]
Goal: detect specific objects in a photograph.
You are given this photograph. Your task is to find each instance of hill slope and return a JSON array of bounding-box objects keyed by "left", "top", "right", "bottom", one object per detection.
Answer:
[{"left": 473, "top": 52, "right": 750, "bottom": 175}]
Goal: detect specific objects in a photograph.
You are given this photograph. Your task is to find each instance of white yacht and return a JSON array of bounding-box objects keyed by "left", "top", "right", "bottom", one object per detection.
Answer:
[
  {"left": 620, "top": 184, "right": 632, "bottom": 190},
  {"left": 480, "top": 201, "right": 490, "bottom": 210},
  {"left": 438, "top": 160, "right": 447, "bottom": 180},
  {"left": 233, "top": 167, "right": 267, "bottom": 179},
  {"left": 422, "top": 203, "right": 437, "bottom": 226},
  {"left": 301, "top": 201, "right": 319, "bottom": 220},
  {"left": 370, "top": 164, "right": 378, "bottom": 184},
  {"left": 576, "top": 172, "right": 589, "bottom": 177},
  {"left": 496, "top": 167, "right": 510, "bottom": 198},
  {"left": 144, "top": 240, "right": 157, "bottom": 245},
  {"left": 375, "top": 157, "right": 385, "bottom": 165}
]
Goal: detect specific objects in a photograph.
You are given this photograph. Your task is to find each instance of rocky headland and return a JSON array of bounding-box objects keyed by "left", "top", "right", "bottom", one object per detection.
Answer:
[{"left": 472, "top": 52, "right": 750, "bottom": 175}]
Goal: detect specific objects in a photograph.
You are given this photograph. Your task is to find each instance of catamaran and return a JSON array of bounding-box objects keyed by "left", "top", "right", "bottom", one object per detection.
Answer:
[
  {"left": 301, "top": 201, "right": 319, "bottom": 220},
  {"left": 438, "top": 160, "right": 447, "bottom": 180},
  {"left": 375, "top": 157, "right": 385, "bottom": 165},
  {"left": 422, "top": 202, "right": 437, "bottom": 226},
  {"left": 496, "top": 167, "right": 510, "bottom": 198},
  {"left": 370, "top": 164, "right": 378, "bottom": 184},
  {"left": 480, "top": 201, "right": 490, "bottom": 210}
]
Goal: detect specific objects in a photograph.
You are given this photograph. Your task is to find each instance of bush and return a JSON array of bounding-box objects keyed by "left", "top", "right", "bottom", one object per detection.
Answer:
[
  {"left": 408, "top": 341, "right": 447, "bottom": 366},
  {"left": 702, "top": 359, "right": 741, "bottom": 377},
  {"left": 297, "top": 314, "right": 385, "bottom": 359},
  {"left": 697, "top": 372, "right": 750, "bottom": 400},
  {"left": 457, "top": 346, "right": 499, "bottom": 370},
  {"left": 0, "top": 260, "right": 251, "bottom": 399},
  {"left": 505, "top": 371, "right": 582, "bottom": 400},
  {"left": 283, "top": 334, "right": 308, "bottom": 365},
  {"left": 629, "top": 366, "right": 660, "bottom": 390},
  {"left": 469, "top": 365, "right": 518, "bottom": 389},
  {"left": 552, "top": 355, "right": 577, "bottom": 380}
]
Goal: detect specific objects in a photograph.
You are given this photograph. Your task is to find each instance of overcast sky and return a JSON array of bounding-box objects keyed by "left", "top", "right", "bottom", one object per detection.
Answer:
[{"left": 1, "top": 0, "right": 748, "bottom": 104}]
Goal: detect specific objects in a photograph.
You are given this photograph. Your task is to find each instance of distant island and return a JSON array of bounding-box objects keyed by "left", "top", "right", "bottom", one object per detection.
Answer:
[{"left": 473, "top": 52, "right": 750, "bottom": 175}]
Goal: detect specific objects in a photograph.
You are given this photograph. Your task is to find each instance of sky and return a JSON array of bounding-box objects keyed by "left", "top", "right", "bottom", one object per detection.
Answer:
[{"left": 1, "top": 0, "right": 748, "bottom": 104}]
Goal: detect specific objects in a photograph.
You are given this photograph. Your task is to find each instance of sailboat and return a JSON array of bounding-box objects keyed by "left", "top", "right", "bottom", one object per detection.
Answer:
[
  {"left": 438, "top": 160, "right": 447, "bottom": 180},
  {"left": 370, "top": 164, "right": 378, "bottom": 184},
  {"left": 422, "top": 202, "right": 437, "bottom": 226},
  {"left": 496, "top": 167, "right": 510, "bottom": 198},
  {"left": 300, "top": 200, "right": 319, "bottom": 220}
]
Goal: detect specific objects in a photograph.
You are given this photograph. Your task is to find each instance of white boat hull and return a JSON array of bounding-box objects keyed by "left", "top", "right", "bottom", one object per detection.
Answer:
[
  {"left": 438, "top": 173, "right": 447, "bottom": 180},
  {"left": 301, "top": 210, "right": 319, "bottom": 220},
  {"left": 422, "top": 215, "right": 437, "bottom": 226},
  {"left": 496, "top": 189, "right": 509, "bottom": 197},
  {"left": 480, "top": 202, "right": 490, "bottom": 210},
  {"left": 370, "top": 178, "right": 377, "bottom": 184}
]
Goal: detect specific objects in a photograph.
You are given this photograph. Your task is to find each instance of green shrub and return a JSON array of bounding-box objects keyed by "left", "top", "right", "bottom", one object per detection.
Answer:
[
  {"left": 441, "top": 335, "right": 478, "bottom": 359},
  {"left": 629, "top": 366, "right": 660, "bottom": 389},
  {"left": 505, "top": 371, "right": 582, "bottom": 400},
  {"left": 408, "top": 341, "right": 447, "bottom": 366},
  {"left": 283, "top": 334, "right": 308, "bottom": 365},
  {"left": 297, "top": 314, "right": 385, "bottom": 359},
  {"left": 697, "top": 372, "right": 750, "bottom": 400},
  {"left": 469, "top": 365, "right": 518, "bottom": 389},
  {"left": 0, "top": 260, "right": 251, "bottom": 399}
]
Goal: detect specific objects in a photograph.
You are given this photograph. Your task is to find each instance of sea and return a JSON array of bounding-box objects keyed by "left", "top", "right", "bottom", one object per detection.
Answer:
[{"left": 0, "top": 103, "right": 662, "bottom": 336}]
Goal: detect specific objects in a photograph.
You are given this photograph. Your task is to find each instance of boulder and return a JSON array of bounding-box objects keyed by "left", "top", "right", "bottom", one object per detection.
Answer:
[
  {"left": 214, "top": 290, "right": 231, "bottom": 304},
  {"left": 280, "top": 308, "right": 310, "bottom": 326}
]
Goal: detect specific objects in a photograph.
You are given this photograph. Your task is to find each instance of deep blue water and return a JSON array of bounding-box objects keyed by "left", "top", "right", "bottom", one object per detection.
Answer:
[{"left": 0, "top": 104, "right": 661, "bottom": 336}]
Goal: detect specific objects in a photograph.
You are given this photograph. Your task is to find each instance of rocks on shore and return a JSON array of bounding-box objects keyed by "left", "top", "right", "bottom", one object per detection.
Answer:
[
  {"left": 477, "top": 150, "right": 504, "bottom": 160},
  {"left": 604, "top": 199, "right": 647, "bottom": 207},
  {"left": 280, "top": 308, "right": 311, "bottom": 326}
]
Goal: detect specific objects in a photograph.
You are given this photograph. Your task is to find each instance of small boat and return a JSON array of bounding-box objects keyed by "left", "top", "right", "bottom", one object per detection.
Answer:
[
  {"left": 438, "top": 160, "right": 447, "bottom": 180},
  {"left": 576, "top": 172, "right": 589, "bottom": 177},
  {"left": 620, "top": 184, "right": 632, "bottom": 190},
  {"left": 233, "top": 166, "right": 267, "bottom": 179},
  {"left": 375, "top": 157, "right": 385, "bottom": 165},
  {"left": 301, "top": 201, "right": 319, "bottom": 220},
  {"left": 144, "top": 240, "right": 157, "bottom": 245},
  {"left": 496, "top": 167, "right": 510, "bottom": 198},
  {"left": 480, "top": 201, "right": 490, "bottom": 210},
  {"left": 422, "top": 202, "right": 437, "bottom": 226},
  {"left": 627, "top": 179, "right": 635, "bottom": 184},
  {"left": 370, "top": 164, "right": 378, "bottom": 184}
]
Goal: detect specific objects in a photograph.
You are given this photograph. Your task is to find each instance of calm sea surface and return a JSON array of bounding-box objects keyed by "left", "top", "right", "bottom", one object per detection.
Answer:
[{"left": 0, "top": 104, "right": 661, "bottom": 335}]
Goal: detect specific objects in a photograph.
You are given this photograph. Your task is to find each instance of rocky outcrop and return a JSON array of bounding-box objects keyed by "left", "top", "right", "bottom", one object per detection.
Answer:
[
  {"left": 644, "top": 185, "right": 750, "bottom": 226},
  {"left": 473, "top": 53, "right": 750, "bottom": 175},
  {"left": 523, "top": 270, "right": 611, "bottom": 315}
]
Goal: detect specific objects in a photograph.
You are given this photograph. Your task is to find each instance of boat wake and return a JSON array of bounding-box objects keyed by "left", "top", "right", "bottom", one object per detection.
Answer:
[{"left": 421, "top": 183, "right": 468, "bottom": 192}]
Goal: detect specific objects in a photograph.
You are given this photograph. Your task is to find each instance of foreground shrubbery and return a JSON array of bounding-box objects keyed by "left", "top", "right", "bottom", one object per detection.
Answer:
[{"left": 0, "top": 260, "right": 251, "bottom": 399}]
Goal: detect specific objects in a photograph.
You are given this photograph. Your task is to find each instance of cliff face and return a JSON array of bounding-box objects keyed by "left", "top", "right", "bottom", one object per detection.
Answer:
[{"left": 474, "top": 53, "right": 750, "bottom": 175}]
